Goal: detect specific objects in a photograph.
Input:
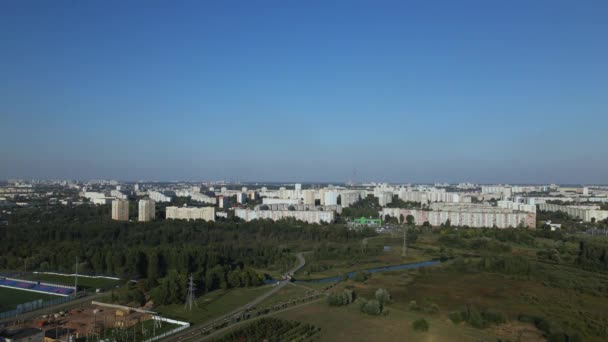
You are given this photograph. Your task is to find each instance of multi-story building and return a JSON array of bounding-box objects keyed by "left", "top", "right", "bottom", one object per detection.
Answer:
[
  {"left": 340, "top": 191, "right": 362, "bottom": 208},
  {"left": 382, "top": 203, "right": 536, "bottom": 229},
  {"left": 538, "top": 203, "right": 608, "bottom": 222},
  {"left": 110, "top": 190, "right": 128, "bottom": 200},
  {"left": 148, "top": 191, "right": 172, "bottom": 203},
  {"left": 166, "top": 206, "right": 215, "bottom": 221},
  {"left": 262, "top": 198, "right": 300, "bottom": 205},
  {"left": 497, "top": 200, "right": 536, "bottom": 213},
  {"left": 111, "top": 199, "right": 129, "bottom": 221},
  {"left": 236, "top": 192, "right": 246, "bottom": 204},
  {"left": 138, "top": 199, "right": 155, "bottom": 222},
  {"left": 324, "top": 191, "right": 339, "bottom": 206},
  {"left": 235, "top": 208, "right": 334, "bottom": 224},
  {"left": 377, "top": 192, "right": 393, "bottom": 206},
  {"left": 302, "top": 190, "right": 316, "bottom": 205}
]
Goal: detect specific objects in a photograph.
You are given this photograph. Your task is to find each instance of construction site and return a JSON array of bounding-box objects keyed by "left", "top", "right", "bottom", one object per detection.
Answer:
[{"left": 0, "top": 301, "right": 188, "bottom": 342}]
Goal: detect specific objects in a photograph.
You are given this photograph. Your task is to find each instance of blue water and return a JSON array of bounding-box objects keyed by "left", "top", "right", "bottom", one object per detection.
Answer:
[{"left": 292, "top": 260, "right": 441, "bottom": 284}]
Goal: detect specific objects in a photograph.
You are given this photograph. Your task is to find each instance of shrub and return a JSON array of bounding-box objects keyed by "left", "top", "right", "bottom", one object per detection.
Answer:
[
  {"left": 482, "top": 310, "right": 506, "bottom": 324},
  {"left": 449, "top": 311, "right": 464, "bottom": 324},
  {"left": 375, "top": 288, "right": 391, "bottom": 305},
  {"left": 353, "top": 271, "right": 368, "bottom": 282},
  {"left": 426, "top": 303, "right": 440, "bottom": 315},
  {"left": 360, "top": 299, "right": 383, "bottom": 315},
  {"left": 408, "top": 300, "right": 420, "bottom": 311},
  {"left": 412, "top": 319, "right": 429, "bottom": 332}
]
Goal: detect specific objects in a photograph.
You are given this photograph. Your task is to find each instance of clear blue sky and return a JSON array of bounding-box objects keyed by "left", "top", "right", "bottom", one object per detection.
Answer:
[{"left": 1, "top": 1, "right": 607, "bottom": 184}]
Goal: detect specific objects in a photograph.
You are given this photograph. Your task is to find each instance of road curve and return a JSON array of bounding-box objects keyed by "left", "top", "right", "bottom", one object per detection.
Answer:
[{"left": 161, "top": 252, "right": 306, "bottom": 342}]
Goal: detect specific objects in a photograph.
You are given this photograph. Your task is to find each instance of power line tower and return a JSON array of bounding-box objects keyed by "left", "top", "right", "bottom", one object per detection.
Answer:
[{"left": 185, "top": 274, "right": 197, "bottom": 310}]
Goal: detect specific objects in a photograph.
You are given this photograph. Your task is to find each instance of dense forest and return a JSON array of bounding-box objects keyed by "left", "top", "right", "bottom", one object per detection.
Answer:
[{"left": 0, "top": 204, "right": 375, "bottom": 305}]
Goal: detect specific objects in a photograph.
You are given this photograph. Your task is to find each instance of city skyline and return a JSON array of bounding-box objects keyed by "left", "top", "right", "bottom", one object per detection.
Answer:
[{"left": 1, "top": 1, "right": 607, "bottom": 183}]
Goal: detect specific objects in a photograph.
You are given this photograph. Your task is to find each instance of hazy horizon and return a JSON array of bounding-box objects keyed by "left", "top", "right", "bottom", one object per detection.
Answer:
[{"left": 2, "top": 1, "right": 607, "bottom": 184}]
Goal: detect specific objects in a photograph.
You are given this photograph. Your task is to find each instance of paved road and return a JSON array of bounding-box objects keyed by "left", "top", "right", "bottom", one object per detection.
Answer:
[{"left": 161, "top": 252, "right": 306, "bottom": 342}]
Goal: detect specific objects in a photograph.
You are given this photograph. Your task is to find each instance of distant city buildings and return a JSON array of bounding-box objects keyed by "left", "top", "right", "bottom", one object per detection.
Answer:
[{"left": 111, "top": 199, "right": 129, "bottom": 221}]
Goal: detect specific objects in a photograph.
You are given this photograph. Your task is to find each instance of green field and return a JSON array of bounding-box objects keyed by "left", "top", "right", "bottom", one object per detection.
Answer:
[
  {"left": 0, "top": 286, "right": 56, "bottom": 312},
  {"left": 19, "top": 273, "right": 121, "bottom": 290},
  {"left": 155, "top": 285, "right": 273, "bottom": 324}
]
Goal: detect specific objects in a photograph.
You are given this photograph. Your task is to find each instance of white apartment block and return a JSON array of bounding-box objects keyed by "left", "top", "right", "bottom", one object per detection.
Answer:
[
  {"left": 397, "top": 190, "right": 460, "bottom": 204},
  {"left": 148, "top": 191, "right": 172, "bottom": 203},
  {"left": 324, "top": 191, "right": 339, "bottom": 206},
  {"left": 166, "top": 206, "right": 215, "bottom": 221},
  {"left": 111, "top": 199, "right": 129, "bottom": 221},
  {"left": 83, "top": 191, "right": 106, "bottom": 200},
  {"left": 110, "top": 190, "right": 128, "bottom": 200},
  {"left": 262, "top": 198, "right": 300, "bottom": 205},
  {"left": 138, "top": 199, "right": 155, "bottom": 222},
  {"left": 377, "top": 192, "right": 393, "bottom": 206},
  {"left": 92, "top": 197, "right": 113, "bottom": 205},
  {"left": 340, "top": 191, "right": 362, "bottom": 208},
  {"left": 497, "top": 200, "right": 536, "bottom": 213},
  {"left": 235, "top": 208, "right": 334, "bottom": 224},
  {"left": 538, "top": 203, "right": 608, "bottom": 222},
  {"left": 236, "top": 192, "right": 246, "bottom": 204},
  {"left": 382, "top": 204, "right": 536, "bottom": 229}
]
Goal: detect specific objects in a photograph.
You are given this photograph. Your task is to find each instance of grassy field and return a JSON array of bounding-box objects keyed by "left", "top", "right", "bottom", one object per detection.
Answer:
[
  {"left": 277, "top": 300, "right": 500, "bottom": 341},
  {"left": 0, "top": 287, "right": 57, "bottom": 312},
  {"left": 295, "top": 236, "right": 433, "bottom": 280},
  {"left": 155, "top": 285, "right": 273, "bottom": 324},
  {"left": 19, "top": 273, "right": 121, "bottom": 290}
]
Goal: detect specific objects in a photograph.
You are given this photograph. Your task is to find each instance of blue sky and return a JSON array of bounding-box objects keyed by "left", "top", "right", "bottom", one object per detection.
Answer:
[{"left": 1, "top": 1, "right": 607, "bottom": 183}]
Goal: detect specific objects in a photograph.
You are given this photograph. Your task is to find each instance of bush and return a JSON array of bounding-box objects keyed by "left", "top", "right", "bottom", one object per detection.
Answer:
[
  {"left": 360, "top": 299, "right": 383, "bottom": 315},
  {"left": 375, "top": 288, "right": 391, "bottom": 305},
  {"left": 408, "top": 300, "right": 420, "bottom": 311},
  {"left": 412, "top": 319, "right": 429, "bottom": 332},
  {"left": 449, "top": 311, "right": 464, "bottom": 324},
  {"left": 426, "top": 303, "right": 440, "bottom": 315},
  {"left": 328, "top": 289, "right": 355, "bottom": 306},
  {"left": 482, "top": 310, "right": 506, "bottom": 324},
  {"left": 353, "top": 271, "right": 368, "bottom": 282}
]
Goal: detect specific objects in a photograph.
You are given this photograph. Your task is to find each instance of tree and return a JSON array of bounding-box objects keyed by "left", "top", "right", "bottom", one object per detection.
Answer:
[
  {"left": 406, "top": 215, "right": 415, "bottom": 226},
  {"left": 375, "top": 288, "right": 391, "bottom": 305}
]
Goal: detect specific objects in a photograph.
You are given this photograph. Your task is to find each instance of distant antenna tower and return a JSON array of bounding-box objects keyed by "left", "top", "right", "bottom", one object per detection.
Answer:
[{"left": 185, "top": 274, "right": 197, "bottom": 310}]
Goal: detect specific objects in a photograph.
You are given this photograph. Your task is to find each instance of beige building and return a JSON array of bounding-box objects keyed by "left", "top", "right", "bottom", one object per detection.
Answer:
[
  {"left": 138, "top": 199, "right": 155, "bottom": 222},
  {"left": 111, "top": 199, "right": 129, "bottom": 221},
  {"left": 166, "top": 206, "right": 215, "bottom": 221}
]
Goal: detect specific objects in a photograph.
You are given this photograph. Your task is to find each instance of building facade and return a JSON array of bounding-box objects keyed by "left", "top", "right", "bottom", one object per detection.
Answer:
[
  {"left": 111, "top": 199, "right": 129, "bottom": 221},
  {"left": 166, "top": 206, "right": 215, "bottom": 221},
  {"left": 138, "top": 199, "right": 155, "bottom": 222},
  {"left": 235, "top": 208, "right": 334, "bottom": 224}
]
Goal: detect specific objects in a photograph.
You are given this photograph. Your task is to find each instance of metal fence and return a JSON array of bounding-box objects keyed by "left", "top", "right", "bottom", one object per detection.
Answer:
[{"left": 0, "top": 295, "right": 75, "bottom": 320}]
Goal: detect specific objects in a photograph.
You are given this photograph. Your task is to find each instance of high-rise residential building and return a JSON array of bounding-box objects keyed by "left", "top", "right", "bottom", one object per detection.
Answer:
[
  {"left": 303, "top": 190, "right": 316, "bottom": 205},
  {"left": 112, "top": 199, "right": 129, "bottom": 221},
  {"left": 138, "top": 199, "right": 155, "bottom": 222},
  {"left": 324, "top": 191, "right": 338, "bottom": 206},
  {"left": 295, "top": 183, "right": 302, "bottom": 191},
  {"left": 236, "top": 193, "right": 246, "bottom": 204}
]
